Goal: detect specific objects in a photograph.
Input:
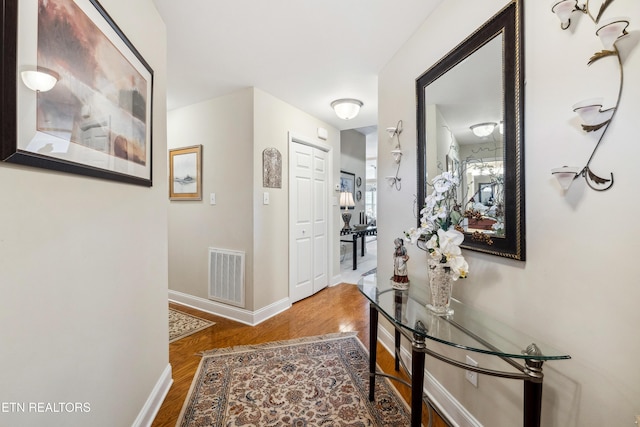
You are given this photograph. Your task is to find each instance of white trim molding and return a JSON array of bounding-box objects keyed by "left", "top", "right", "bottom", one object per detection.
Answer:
[
  {"left": 377, "top": 326, "right": 482, "bottom": 427},
  {"left": 132, "top": 364, "right": 173, "bottom": 427},
  {"left": 169, "top": 289, "right": 291, "bottom": 326},
  {"left": 331, "top": 274, "right": 343, "bottom": 286}
]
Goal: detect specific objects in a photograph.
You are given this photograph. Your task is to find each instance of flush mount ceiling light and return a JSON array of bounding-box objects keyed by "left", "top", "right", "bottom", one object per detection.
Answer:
[
  {"left": 330, "top": 98, "right": 363, "bottom": 120},
  {"left": 470, "top": 122, "right": 497, "bottom": 138},
  {"left": 20, "top": 68, "right": 59, "bottom": 92}
]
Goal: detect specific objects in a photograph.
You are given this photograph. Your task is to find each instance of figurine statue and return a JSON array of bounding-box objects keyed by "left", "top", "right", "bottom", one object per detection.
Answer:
[{"left": 391, "top": 238, "right": 410, "bottom": 290}]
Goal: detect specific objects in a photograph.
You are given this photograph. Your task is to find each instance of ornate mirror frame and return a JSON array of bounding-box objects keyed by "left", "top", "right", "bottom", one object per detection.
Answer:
[{"left": 416, "top": 0, "right": 525, "bottom": 260}]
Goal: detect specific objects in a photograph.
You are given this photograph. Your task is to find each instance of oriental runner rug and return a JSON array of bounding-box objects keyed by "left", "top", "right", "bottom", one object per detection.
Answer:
[
  {"left": 176, "top": 332, "right": 411, "bottom": 426},
  {"left": 169, "top": 308, "right": 215, "bottom": 343}
]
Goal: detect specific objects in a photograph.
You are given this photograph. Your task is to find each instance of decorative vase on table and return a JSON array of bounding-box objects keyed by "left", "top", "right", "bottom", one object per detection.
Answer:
[
  {"left": 426, "top": 258, "right": 454, "bottom": 316},
  {"left": 403, "top": 172, "right": 470, "bottom": 315}
]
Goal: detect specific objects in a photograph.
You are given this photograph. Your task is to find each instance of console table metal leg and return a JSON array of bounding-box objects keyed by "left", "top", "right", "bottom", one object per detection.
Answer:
[
  {"left": 394, "top": 329, "right": 401, "bottom": 371},
  {"left": 524, "top": 379, "right": 542, "bottom": 427},
  {"left": 523, "top": 357, "right": 544, "bottom": 427},
  {"left": 368, "top": 304, "right": 378, "bottom": 402},
  {"left": 352, "top": 235, "right": 358, "bottom": 270},
  {"left": 411, "top": 324, "right": 427, "bottom": 427},
  {"left": 361, "top": 233, "right": 366, "bottom": 256}
]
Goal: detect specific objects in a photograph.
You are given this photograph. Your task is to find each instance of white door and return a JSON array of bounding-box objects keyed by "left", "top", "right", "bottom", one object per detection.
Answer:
[
  {"left": 290, "top": 138, "right": 329, "bottom": 303},
  {"left": 312, "top": 149, "right": 328, "bottom": 292}
]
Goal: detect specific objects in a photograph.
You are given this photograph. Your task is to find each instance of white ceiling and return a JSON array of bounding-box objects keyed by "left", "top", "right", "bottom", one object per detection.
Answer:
[{"left": 153, "top": 0, "right": 444, "bottom": 131}]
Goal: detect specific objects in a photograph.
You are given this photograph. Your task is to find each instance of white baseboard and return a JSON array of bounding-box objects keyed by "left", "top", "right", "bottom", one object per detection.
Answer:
[
  {"left": 132, "top": 363, "right": 173, "bottom": 427},
  {"left": 377, "top": 326, "right": 482, "bottom": 427},
  {"left": 169, "top": 290, "right": 291, "bottom": 326}
]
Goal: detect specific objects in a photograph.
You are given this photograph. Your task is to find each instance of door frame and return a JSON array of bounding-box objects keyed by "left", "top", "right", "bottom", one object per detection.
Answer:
[{"left": 288, "top": 132, "right": 334, "bottom": 302}]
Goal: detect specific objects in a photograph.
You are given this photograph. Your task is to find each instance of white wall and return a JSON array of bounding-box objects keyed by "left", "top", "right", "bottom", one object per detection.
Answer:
[
  {"left": 340, "top": 129, "right": 367, "bottom": 217},
  {"left": 0, "top": 0, "right": 169, "bottom": 426},
  {"left": 168, "top": 88, "right": 341, "bottom": 313},
  {"left": 252, "top": 88, "right": 341, "bottom": 307},
  {"left": 167, "top": 89, "right": 254, "bottom": 305},
  {"left": 378, "top": 0, "right": 640, "bottom": 426}
]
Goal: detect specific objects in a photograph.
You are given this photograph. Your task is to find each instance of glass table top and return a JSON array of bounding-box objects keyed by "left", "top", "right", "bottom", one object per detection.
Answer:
[{"left": 357, "top": 275, "right": 571, "bottom": 361}]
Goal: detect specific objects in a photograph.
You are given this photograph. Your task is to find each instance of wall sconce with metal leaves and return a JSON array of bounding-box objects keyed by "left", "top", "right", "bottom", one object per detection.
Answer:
[
  {"left": 385, "top": 119, "right": 403, "bottom": 190},
  {"left": 550, "top": 0, "right": 630, "bottom": 191}
]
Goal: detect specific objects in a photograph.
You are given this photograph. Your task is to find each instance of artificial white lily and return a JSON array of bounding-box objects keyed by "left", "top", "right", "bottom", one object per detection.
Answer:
[
  {"left": 437, "top": 228, "right": 464, "bottom": 251},
  {"left": 405, "top": 227, "right": 423, "bottom": 245},
  {"left": 449, "top": 255, "right": 469, "bottom": 280},
  {"left": 433, "top": 204, "right": 448, "bottom": 220},
  {"left": 404, "top": 171, "right": 469, "bottom": 279}
]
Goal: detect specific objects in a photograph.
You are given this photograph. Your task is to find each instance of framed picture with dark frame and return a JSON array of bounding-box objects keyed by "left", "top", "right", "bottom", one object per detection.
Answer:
[
  {"left": 169, "top": 145, "right": 202, "bottom": 201},
  {"left": 0, "top": 0, "right": 154, "bottom": 186}
]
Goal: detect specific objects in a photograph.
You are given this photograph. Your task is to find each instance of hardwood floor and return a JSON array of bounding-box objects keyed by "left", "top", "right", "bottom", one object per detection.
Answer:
[{"left": 152, "top": 283, "right": 448, "bottom": 427}]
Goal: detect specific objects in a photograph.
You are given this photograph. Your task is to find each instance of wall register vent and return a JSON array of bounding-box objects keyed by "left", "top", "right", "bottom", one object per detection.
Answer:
[{"left": 208, "top": 247, "right": 245, "bottom": 308}]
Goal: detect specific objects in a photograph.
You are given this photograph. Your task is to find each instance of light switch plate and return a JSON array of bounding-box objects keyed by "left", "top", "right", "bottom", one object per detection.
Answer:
[
  {"left": 210, "top": 193, "right": 216, "bottom": 205},
  {"left": 263, "top": 192, "right": 269, "bottom": 205}
]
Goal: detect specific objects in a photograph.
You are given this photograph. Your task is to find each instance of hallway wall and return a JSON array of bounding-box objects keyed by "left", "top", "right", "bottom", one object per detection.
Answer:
[
  {"left": 378, "top": 0, "right": 640, "bottom": 425},
  {"left": 168, "top": 88, "right": 341, "bottom": 314},
  {"left": 340, "top": 129, "right": 367, "bottom": 219},
  {"left": 0, "top": 0, "right": 170, "bottom": 425}
]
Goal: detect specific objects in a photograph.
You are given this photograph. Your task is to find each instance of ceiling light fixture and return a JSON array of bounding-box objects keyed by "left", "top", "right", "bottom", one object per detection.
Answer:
[
  {"left": 470, "top": 122, "right": 497, "bottom": 138},
  {"left": 331, "top": 98, "right": 363, "bottom": 120}
]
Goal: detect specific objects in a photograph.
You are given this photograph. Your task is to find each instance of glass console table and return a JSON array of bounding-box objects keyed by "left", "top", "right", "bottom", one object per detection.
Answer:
[{"left": 357, "top": 275, "right": 570, "bottom": 427}]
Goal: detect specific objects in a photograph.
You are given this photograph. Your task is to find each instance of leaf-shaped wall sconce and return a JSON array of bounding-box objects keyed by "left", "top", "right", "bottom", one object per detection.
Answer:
[{"left": 550, "top": 0, "right": 630, "bottom": 192}]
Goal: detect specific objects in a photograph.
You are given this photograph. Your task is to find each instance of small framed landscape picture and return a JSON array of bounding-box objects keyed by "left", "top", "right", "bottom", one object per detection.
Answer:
[{"left": 169, "top": 145, "right": 202, "bottom": 200}]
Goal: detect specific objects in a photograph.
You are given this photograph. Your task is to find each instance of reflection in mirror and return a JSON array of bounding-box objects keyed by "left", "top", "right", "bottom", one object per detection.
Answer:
[
  {"left": 417, "top": 1, "right": 525, "bottom": 260},
  {"left": 424, "top": 34, "right": 504, "bottom": 236}
]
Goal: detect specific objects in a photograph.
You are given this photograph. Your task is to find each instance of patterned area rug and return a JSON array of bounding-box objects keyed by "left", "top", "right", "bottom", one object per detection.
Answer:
[
  {"left": 169, "top": 308, "right": 215, "bottom": 343},
  {"left": 176, "top": 332, "right": 410, "bottom": 426}
]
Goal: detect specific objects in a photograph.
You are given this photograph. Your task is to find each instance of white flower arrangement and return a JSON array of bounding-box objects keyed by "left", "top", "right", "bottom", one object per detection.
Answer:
[{"left": 405, "top": 172, "right": 469, "bottom": 280}]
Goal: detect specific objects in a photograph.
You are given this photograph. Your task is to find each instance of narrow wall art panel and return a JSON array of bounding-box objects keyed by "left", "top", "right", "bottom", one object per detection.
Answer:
[{"left": 263, "top": 147, "right": 282, "bottom": 188}]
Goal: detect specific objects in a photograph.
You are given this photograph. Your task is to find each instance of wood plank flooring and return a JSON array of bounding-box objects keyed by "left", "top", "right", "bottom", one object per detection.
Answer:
[{"left": 152, "top": 283, "right": 448, "bottom": 427}]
